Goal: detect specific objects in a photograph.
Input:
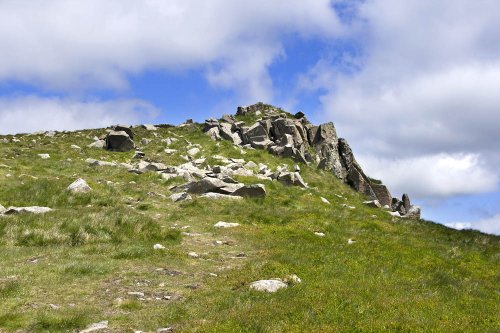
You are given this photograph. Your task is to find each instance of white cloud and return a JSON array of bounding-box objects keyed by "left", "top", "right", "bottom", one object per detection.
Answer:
[
  {"left": 358, "top": 153, "right": 498, "bottom": 199},
  {"left": 0, "top": 96, "right": 158, "bottom": 134},
  {"left": 446, "top": 213, "right": 500, "bottom": 235},
  {"left": 0, "top": 0, "right": 341, "bottom": 101},
  {"left": 297, "top": 0, "right": 500, "bottom": 199}
]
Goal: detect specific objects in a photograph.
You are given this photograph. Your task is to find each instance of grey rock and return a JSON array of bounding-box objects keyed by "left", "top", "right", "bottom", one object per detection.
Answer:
[
  {"left": 106, "top": 130, "right": 135, "bottom": 152},
  {"left": 112, "top": 125, "right": 134, "bottom": 139},
  {"left": 372, "top": 184, "right": 392, "bottom": 207},
  {"left": 170, "top": 192, "right": 192, "bottom": 202},
  {"left": 80, "top": 320, "right": 108, "bottom": 333},
  {"left": 156, "top": 328, "right": 174, "bottom": 333},
  {"left": 206, "top": 127, "right": 221, "bottom": 141},
  {"left": 402, "top": 193, "right": 411, "bottom": 212},
  {"left": 186, "top": 177, "right": 243, "bottom": 195},
  {"left": 232, "top": 184, "right": 266, "bottom": 198},
  {"left": 199, "top": 193, "right": 243, "bottom": 200},
  {"left": 363, "top": 200, "right": 381, "bottom": 208},
  {"left": 249, "top": 279, "right": 287, "bottom": 293},
  {"left": 67, "top": 178, "right": 91, "bottom": 193},
  {"left": 214, "top": 221, "right": 240, "bottom": 228},
  {"left": 245, "top": 123, "right": 269, "bottom": 144},
  {"left": 88, "top": 140, "right": 106, "bottom": 149},
  {"left": 4, "top": 206, "right": 53, "bottom": 215},
  {"left": 406, "top": 205, "right": 421, "bottom": 219},
  {"left": 219, "top": 123, "right": 242, "bottom": 145},
  {"left": 141, "top": 138, "right": 150, "bottom": 145},
  {"left": 142, "top": 124, "right": 157, "bottom": 131}
]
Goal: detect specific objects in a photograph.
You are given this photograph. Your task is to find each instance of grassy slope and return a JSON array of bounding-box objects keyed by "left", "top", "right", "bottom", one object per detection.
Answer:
[{"left": 0, "top": 123, "right": 498, "bottom": 332}]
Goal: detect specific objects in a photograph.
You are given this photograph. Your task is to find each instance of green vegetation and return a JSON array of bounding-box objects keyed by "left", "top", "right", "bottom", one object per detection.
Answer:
[{"left": 0, "top": 124, "right": 498, "bottom": 332}]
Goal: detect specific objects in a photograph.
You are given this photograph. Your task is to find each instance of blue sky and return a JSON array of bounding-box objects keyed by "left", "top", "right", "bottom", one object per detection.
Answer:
[{"left": 0, "top": 0, "right": 499, "bottom": 234}]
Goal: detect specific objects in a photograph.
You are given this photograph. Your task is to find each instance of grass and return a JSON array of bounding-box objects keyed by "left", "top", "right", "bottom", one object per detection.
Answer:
[{"left": 0, "top": 124, "right": 498, "bottom": 332}]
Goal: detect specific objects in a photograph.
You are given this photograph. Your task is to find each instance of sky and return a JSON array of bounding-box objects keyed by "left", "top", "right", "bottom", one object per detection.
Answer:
[{"left": 0, "top": 0, "right": 499, "bottom": 234}]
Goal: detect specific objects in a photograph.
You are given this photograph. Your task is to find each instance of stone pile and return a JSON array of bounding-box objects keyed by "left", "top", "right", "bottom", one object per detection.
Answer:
[{"left": 203, "top": 103, "right": 420, "bottom": 219}]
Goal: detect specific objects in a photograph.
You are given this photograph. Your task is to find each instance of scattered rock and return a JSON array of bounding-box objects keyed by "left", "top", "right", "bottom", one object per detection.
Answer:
[
  {"left": 405, "top": 206, "right": 421, "bottom": 219},
  {"left": 127, "top": 292, "right": 145, "bottom": 298},
  {"left": 153, "top": 244, "right": 165, "bottom": 250},
  {"left": 363, "top": 200, "right": 381, "bottom": 208},
  {"left": 0, "top": 204, "right": 6, "bottom": 214},
  {"left": 156, "top": 328, "right": 174, "bottom": 333},
  {"left": 320, "top": 197, "right": 331, "bottom": 205},
  {"left": 106, "top": 130, "right": 135, "bottom": 152},
  {"left": 188, "top": 252, "right": 199, "bottom": 258},
  {"left": 187, "top": 147, "right": 200, "bottom": 156},
  {"left": 314, "top": 232, "right": 325, "bottom": 237},
  {"left": 79, "top": 320, "right": 108, "bottom": 333},
  {"left": 142, "top": 124, "right": 158, "bottom": 131},
  {"left": 88, "top": 140, "right": 106, "bottom": 149},
  {"left": 285, "top": 274, "right": 302, "bottom": 284},
  {"left": 347, "top": 239, "right": 356, "bottom": 244},
  {"left": 249, "top": 279, "right": 287, "bottom": 293},
  {"left": 170, "top": 192, "right": 192, "bottom": 202},
  {"left": 38, "top": 154, "right": 50, "bottom": 159},
  {"left": 214, "top": 221, "right": 240, "bottom": 228},
  {"left": 232, "top": 184, "right": 266, "bottom": 198},
  {"left": 199, "top": 193, "right": 243, "bottom": 200},
  {"left": 67, "top": 178, "right": 92, "bottom": 193},
  {"left": 71, "top": 144, "right": 81, "bottom": 150},
  {"left": 3, "top": 206, "right": 53, "bottom": 215}
]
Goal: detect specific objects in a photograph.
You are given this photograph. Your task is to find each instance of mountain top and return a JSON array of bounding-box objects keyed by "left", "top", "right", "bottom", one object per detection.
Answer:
[{"left": 0, "top": 103, "right": 498, "bottom": 332}]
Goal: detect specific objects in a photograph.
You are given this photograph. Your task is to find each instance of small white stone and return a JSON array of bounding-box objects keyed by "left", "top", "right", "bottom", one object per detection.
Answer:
[
  {"left": 153, "top": 244, "right": 165, "bottom": 250},
  {"left": 80, "top": 320, "right": 108, "bottom": 333},
  {"left": 188, "top": 252, "right": 199, "bottom": 258},
  {"left": 320, "top": 197, "right": 331, "bottom": 205},
  {"left": 70, "top": 144, "right": 81, "bottom": 150},
  {"left": 187, "top": 147, "right": 200, "bottom": 156},
  {"left": 38, "top": 154, "right": 50, "bottom": 159},
  {"left": 314, "top": 232, "right": 325, "bottom": 237},
  {"left": 249, "top": 279, "right": 287, "bottom": 293},
  {"left": 285, "top": 274, "right": 302, "bottom": 284},
  {"left": 214, "top": 221, "right": 240, "bottom": 228},
  {"left": 348, "top": 239, "right": 356, "bottom": 244}
]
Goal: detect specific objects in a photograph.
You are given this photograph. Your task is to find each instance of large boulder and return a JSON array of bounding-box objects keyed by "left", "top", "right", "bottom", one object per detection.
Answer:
[
  {"left": 372, "top": 184, "right": 392, "bottom": 207},
  {"left": 186, "top": 177, "right": 243, "bottom": 195},
  {"left": 402, "top": 193, "right": 411, "bottom": 212},
  {"left": 245, "top": 123, "right": 268, "bottom": 144},
  {"left": 232, "top": 184, "right": 266, "bottom": 198},
  {"left": 219, "top": 123, "right": 242, "bottom": 145},
  {"left": 406, "top": 206, "right": 421, "bottom": 219},
  {"left": 112, "top": 125, "right": 134, "bottom": 139},
  {"left": 106, "top": 130, "right": 135, "bottom": 152}
]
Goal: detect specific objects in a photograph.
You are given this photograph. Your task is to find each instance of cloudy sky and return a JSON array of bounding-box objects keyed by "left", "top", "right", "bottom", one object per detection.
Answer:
[{"left": 0, "top": 0, "right": 498, "bottom": 234}]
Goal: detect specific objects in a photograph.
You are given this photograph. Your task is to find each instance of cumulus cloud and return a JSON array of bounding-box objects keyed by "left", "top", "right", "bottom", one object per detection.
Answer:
[
  {"left": 446, "top": 213, "right": 500, "bottom": 236},
  {"left": 0, "top": 96, "right": 158, "bottom": 134},
  {"left": 0, "top": 0, "right": 341, "bottom": 101},
  {"left": 358, "top": 153, "right": 498, "bottom": 198},
  {"left": 299, "top": 0, "right": 500, "bottom": 199}
]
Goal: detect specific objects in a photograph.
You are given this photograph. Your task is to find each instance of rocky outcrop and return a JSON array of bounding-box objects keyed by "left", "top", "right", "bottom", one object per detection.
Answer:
[{"left": 203, "top": 102, "right": 420, "bottom": 219}]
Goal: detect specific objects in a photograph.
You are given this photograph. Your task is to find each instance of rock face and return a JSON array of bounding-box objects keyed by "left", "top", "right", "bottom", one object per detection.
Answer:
[
  {"left": 106, "top": 130, "right": 135, "bottom": 152},
  {"left": 203, "top": 102, "right": 419, "bottom": 218}
]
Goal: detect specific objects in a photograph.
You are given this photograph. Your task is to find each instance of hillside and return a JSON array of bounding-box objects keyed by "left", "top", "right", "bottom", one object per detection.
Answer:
[{"left": 0, "top": 105, "right": 499, "bottom": 333}]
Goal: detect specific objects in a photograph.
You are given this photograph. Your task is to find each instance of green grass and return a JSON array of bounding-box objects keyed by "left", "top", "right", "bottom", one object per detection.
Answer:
[{"left": 0, "top": 125, "right": 498, "bottom": 332}]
